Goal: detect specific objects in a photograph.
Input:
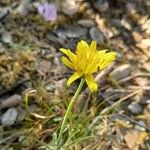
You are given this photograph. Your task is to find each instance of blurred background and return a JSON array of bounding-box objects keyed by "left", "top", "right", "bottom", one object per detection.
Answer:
[{"left": 0, "top": 0, "right": 150, "bottom": 149}]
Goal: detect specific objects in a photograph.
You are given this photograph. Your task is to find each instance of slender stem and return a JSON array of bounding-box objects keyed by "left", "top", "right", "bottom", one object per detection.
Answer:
[{"left": 57, "top": 78, "right": 85, "bottom": 146}]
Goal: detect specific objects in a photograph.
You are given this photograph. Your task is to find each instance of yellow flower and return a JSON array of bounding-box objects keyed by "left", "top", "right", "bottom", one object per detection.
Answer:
[{"left": 60, "top": 40, "right": 116, "bottom": 92}]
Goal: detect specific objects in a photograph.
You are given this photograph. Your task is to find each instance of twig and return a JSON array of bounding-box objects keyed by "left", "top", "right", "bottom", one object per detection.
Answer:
[
  {"left": 117, "top": 72, "right": 150, "bottom": 84},
  {"left": 121, "top": 114, "right": 150, "bottom": 131},
  {"left": 100, "top": 90, "right": 141, "bottom": 115},
  {"left": 95, "top": 62, "right": 115, "bottom": 84},
  {"left": 128, "top": 86, "right": 150, "bottom": 91}
]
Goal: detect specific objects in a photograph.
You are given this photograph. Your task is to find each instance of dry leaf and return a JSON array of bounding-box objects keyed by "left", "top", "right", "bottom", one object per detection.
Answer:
[
  {"left": 124, "top": 131, "right": 148, "bottom": 150},
  {"left": 124, "top": 131, "right": 139, "bottom": 150}
]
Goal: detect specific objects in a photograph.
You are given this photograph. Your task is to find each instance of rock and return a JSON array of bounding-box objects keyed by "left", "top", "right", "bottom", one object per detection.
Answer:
[
  {"left": 1, "top": 108, "right": 18, "bottom": 126},
  {"left": 141, "top": 39, "right": 150, "bottom": 47},
  {"left": 102, "top": 89, "right": 121, "bottom": 102},
  {"left": 17, "top": 109, "right": 26, "bottom": 122},
  {"left": 144, "top": 103, "right": 150, "bottom": 113},
  {"left": 65, "top": 26, "right": 87, "bottom": 38},
  {"left": 1, "top": 31, "right": 12, "bottom": 44},
  {"left": 38, "top": 59, "right": 51, "bottom": 74},
  {"left": 135, "top": 121, "right": 146, "bottom": 131},
  {"left": 121, "top": 19, "right": 132, "bottom": 30},
  {"left": 143, "top": 63, "right": 150, "bottom": 72},
  {"left": 90, "top": 27, "right": 105, "bottom": 44},
  {"left": 141, "top": 19, "right": 150, "bottom": 34},
  {"left": 17, "top": 0, "right": 31, "bottom": 16},
  {"left": 136, "top": 38, "right": 150, "bottom": 50},
  {"left": 124, "top": 131, "right": 139, "bottom": 150},
  {"left": 135, "top": 77, "right": 150, "bottom": 86},
  {"left": 55, "top": 28, "right": 67, "bottom": 40},
  {"left": 28, "top": 105, "right": 38, "bottom": 113},
  {"left": 62, "top": 0, "right": 80, "bottom": 16},
  {"left": 94, "top": 0, "right": 109, "bottom": 12},
  {"left": 0, "top": 94, "right": 21, "bottom": 110},
  {"left": 128, "top": 102, "right": 142, "bottom": 114},
  {"left": 77, "top": 19, "right": 95, "bottom": 28},
  {"left": 46, "top": 84, "right": 56, "bottom": 92},
  {"left": 126, "top": 2, "right": 136, "bottom": 12},
  {"left": 110, "top": 64, "right": 132, "bottom": 80},
  {"left": 143, "top": 0, "right": 150, "bottom": 7},
  {"left": 55, "top": 26, "right": 87, "bottom": 39},
  {"left": 111, "top": 19, "right": 122, "bottom": 28},
  {"left": 111, "top": 114, "right": 130, "bottom": 123},
  {"left": 64, "top": 39, "right": 78, "bottom": 50},
  {"left": 0, "top": 8, "right": 10, "bottom": 20},
  {"left": 132, "top": 31, "right": 143, "bottom": 43},
  {"left": 17, "top": 105, "right": 38, "bottom": 122},
  {"left": 47, "top": 32, "right": 65, "bottom": 45}
]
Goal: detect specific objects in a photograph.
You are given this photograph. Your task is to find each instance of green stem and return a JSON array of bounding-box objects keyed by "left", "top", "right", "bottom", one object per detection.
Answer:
[{"left": 57, "top": 78, "right": 85, "bottom": 146}]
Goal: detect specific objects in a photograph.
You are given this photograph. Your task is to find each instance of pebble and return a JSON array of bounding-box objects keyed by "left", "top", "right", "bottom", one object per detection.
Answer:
[
  {"left": 142, "top": 19, "right": 150, "bottom": 34},
  {"left": 141, "top": 39, "right": 150, "bottom": 47},
  {"left": 64, "top": 39, "right": 78, "bottom": 50},
  {"left": 144, "top": 103, "right": 150, "bottom": 114},
  {"left": 121, "top": 19, "right": 132, "bottom": 30},
  {"left": 55, "top": 28, "right": 67, "bottom": 40},
  {"left": 110, "top": 64, "right": 132, "bottom": 80},
  {"left": 128, "top": 102, "right": 142, "bottom": 114},
  {"left": 1, "top": 31, "right": 12, "bottom": 44},
  {"left": 17, "top": 0, "right": 31, "bottom": 16},
  {"left": 111, "top": 114, "right": 130, "bottom": 123},
  {"left": 77, "top": 19, "right": 95, "bottom": 28},
  {"left": 17, "top": 105, "right": 38, "bottom": 122},
  {"left": 132, "top": 31, "right": 143, "bottom": 43},
  {"left": 1, "top": 108, "right": 18, "bottom": 126},
  {"left": 135, "top": 121, "right": 146, "bottom": 131},
  {"left": 0, "top": 94, "right": 21, "bottom": 110},
  {"left": 38, "top": 60, "right": 51, "bottom": 74},
  {"left": 94, "top": 0, "right": 109, "bottom": 12},
  {"left": 111, "top": 19, "right": 122, "bottom": 28},
  {"left": 136, "top": 38, "right": 150, "bottom": 50},
  {"left": 65, "top": 26, "right": 87, "bottom": 38},
  {"left": 102, "top": 89, "right": 122, "bottom": 102},
  {"left": 0, "top": 8, "right": 9, "bottom": 20},
  {"left": 47, "top": 32, "right": 65, "bottom": 45},
  {"left": 62, "top": 0, "right": 80, "bottom": 16},
  {"left": 46, "top": 84, "right": 56, "bottom": 92},
  {"left": 135, "top": 77, "right": 150, "bottom": 86},
  {"left": 17, "top": 109, "right": 26, "bottom": 122},
  {"left": 126, "top": 2, "right": 136, "bottom": 12},
  {"left": 89, "top": 27, "right": 105, "bottom": 44}
]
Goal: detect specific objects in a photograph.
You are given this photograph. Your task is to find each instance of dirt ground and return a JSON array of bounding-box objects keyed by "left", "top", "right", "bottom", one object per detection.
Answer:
[{"left": 0, "top": 0, "right": 150, "bottom": 149}]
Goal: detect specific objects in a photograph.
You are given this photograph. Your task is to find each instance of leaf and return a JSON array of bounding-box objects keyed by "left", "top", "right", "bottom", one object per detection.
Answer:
[{"left": 124, "top": 131, "right": 148, "bottom": 150}]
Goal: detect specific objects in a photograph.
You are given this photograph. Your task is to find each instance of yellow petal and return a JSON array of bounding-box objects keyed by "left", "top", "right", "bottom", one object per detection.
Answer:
[
  {"left": 77, "top": 40, "right": 89, "bottom": 55},
  {"left": 97, "top": 50, "right": 107, "bottom": 56},
  {"left": 99, "top": 60, "right": 113, "bottom": 70},
  {"left": 67, "top": 72, "right": 83, "bottom": 87},
  {"left": 62, "top": 57, "right": 74, "bottom": 69},
  {"left": 85, "top": 74, "right": 98, "bottom": 92},
  {"left": 60, "top": 48, "right": 68, "bottom": 55},
  {"left": 60, "top": 48, "right": 77, "bottom": 63},
  {"left": 105, "top": 52, "right": 116, "bottom": 61},
  {"left": 99, "top": 51, "right": 116, "bottom": 70},
  {"left": 90, "top": 41, "right": 97, "bottom": 52}
]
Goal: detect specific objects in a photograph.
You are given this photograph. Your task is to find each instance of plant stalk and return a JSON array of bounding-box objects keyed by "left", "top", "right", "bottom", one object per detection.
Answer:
[{"left": 57, "top": 78, "right": 85, "bottom": 147}]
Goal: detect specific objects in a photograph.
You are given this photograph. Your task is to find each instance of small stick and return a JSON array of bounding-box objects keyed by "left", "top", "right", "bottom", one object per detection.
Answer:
[
  {"left": 117, "top": 72, "right": 150, "bottom": 84},
  {"left": 100, "top": 90, "right": 141, "bottom": 115}
]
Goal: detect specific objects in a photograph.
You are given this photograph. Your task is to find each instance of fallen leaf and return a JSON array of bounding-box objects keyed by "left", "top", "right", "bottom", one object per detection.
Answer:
[{"left": 124, "top": 131, "right": 139, "bottom": 150}]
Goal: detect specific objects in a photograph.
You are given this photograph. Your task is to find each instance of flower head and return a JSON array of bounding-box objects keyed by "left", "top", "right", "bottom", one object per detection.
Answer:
[
  {"left": 60, "top": 40, "right": 116, "bottom": 92},
  {"left": 37, "top": 3, "right": 57, "bottom": 21}
]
